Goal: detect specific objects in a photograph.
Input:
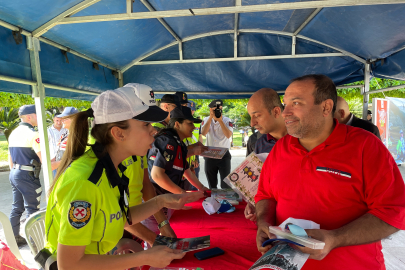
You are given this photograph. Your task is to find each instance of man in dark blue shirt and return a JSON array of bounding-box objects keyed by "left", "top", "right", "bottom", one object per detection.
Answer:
[{"left": 245, "top": 88, "right": 287, "bottom": 221}]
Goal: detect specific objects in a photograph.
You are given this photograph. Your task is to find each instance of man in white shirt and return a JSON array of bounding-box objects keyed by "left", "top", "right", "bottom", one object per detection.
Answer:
[
  {"left": 47, "top": 115, "right": 67, "bottom": 160},
  {"left": 201, "top": 99, "right": 233, "bottom": 189}
]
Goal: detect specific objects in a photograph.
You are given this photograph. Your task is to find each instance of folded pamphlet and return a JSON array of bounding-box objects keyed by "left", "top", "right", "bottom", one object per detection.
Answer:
[
  {"left": 249, "top": 242, "right": 309, "bottom": 270},
  {"left": 153, "top": 235, "right": 210, "bottom": 252},
  {"left": 149, "top": 267, "right": 204, "bottom": 270},
  {"left": 211, "top": 188, "right": 242, "bottom": 202},
  {"left": 199, "top": 147, "right": 228, "bottom": 159},
  {"left": 269, "top": 226, "right": 325, "bottom": 250},
  {"left": 223, "top": 152, "right": 264, "bottom": 205}
]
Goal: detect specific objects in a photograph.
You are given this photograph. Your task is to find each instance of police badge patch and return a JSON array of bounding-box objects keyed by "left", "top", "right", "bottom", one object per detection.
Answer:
[{"left": 68, "top": 201, "right": 92, "bottom": 229}]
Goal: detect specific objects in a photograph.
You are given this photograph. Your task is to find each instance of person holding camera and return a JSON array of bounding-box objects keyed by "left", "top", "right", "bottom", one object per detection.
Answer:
[{"left": 201, "top": 99, "right": 233, "bottom": 189}]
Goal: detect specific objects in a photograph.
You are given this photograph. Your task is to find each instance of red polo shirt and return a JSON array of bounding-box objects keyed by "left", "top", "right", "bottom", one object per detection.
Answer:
[{"left": 255, "top": 120, "right": 405, "bottom": 270}]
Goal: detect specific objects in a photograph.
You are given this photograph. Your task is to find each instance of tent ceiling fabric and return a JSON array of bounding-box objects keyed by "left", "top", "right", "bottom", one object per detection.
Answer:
[{"left": 0, "top": 0, "right": 405, "bottom": 100}]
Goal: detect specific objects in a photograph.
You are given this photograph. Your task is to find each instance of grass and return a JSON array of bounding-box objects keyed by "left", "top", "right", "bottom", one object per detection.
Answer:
[{"left": 0, "top": 135, "right": 8, "bottom": 162}]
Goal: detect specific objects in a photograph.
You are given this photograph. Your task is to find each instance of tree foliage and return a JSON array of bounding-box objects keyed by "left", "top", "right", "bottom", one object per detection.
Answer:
[
  {"left": 193, "top": 99, "right": 251, "bottom": 128},
  {"left": 0, "top": 92, "right": 92, "bottom": 109},
  {"left": 0, "top": 107, "right": 20, "bottom": 141},
  {"left": 337, "top": 78, "right": 405, "bottom": 117}
]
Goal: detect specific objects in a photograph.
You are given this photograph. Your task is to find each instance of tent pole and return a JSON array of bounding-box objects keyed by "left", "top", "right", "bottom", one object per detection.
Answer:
[
  {"left": 27, "top": 36, "right": 52, "bottom": 201},
  {"left": 118, "top": 71, "right": 124, "bottom": 87},
  {"left": 362, "top": 63, "right": 371, "bottom": 120},
  {"left": 234, "top": 0, "right": 241, "bottom": 58}
]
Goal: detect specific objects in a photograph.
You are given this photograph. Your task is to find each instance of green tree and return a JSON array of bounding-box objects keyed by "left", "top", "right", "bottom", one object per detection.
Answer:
[
  {"left": 337, "top": 78, "right": 405, "bottom": 117},
  {"left": 0, "top": 107, "right": 21, "bottom": 141},
  {"left": 0, "top": 92, "right": 92, "bottom": 109}
]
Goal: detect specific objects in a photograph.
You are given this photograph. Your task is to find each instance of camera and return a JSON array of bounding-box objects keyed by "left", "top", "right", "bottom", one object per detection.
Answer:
[{"left": 214, "top": 101, "right": 222, "bottom": 118}]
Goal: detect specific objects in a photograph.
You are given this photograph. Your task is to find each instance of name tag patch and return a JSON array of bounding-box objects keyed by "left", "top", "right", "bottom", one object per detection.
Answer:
[
  {"left": 68, "top": 201, "right": 92, "bottom": 229},
  {"left": 316, "top": 166, "right": 351, "bottom": 178}
]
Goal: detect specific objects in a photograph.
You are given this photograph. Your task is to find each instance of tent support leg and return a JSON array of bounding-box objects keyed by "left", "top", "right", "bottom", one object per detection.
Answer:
[
  {"left": 27, "top": 36, "right": 52, "bottom": 201},
  {"left": 362, "top": 63, "right": 371, "bottom": 120},
  {"left": 179, "top": 42, "right": 183, "bottom": 61},
  {"left": 118, "top": 71, "right": 124, "bottom": 87}
]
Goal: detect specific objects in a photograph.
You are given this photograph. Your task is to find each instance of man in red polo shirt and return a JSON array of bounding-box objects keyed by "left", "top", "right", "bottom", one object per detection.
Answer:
[{"left": 255, "top": 74, "right": 405, "bottom": 270}]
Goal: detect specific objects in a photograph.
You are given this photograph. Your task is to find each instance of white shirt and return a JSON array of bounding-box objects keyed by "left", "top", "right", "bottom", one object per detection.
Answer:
[
  {"left": 201, "top": 116, "right": 233, "bottom": 149},
  {"left": 47, "top": 125, "right": 67, "bottom": 159}
]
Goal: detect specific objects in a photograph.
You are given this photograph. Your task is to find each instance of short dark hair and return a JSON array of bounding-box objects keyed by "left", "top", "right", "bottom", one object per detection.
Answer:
[
  {"left": 291, "top": 74, "right": 337, "bottom": 114},
  {"left": 260, "top": 88, "right": 284, "bottom": 114}
]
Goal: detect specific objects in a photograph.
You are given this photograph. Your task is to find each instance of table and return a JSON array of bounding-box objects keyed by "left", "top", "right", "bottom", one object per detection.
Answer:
[{"left": 160, "top": 199, "right": 261, "bottom": 270}]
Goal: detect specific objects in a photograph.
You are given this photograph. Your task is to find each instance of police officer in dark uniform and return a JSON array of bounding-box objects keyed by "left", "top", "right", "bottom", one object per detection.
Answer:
[
  {"left": 148, "top": 106, "right": 208, "bottom": 195},
  {"left": 153, "top": 94, "right": 181, "bottom": 132},
  {"left": 143, "top": 106, "right": 208, "bottom": 241}
]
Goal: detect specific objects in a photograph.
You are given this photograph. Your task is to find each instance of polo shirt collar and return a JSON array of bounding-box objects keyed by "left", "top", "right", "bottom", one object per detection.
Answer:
[
  {"left": 266, "top": 133, "right": 277, "bottom": 142},
  {"left": 91, "top": 142, "right": 129, "bottom": 189},
  {"left": 20, "top": 122, "right": 34, "bottom": 129},
  {"left": 289, "top": 119, "right": 347, "bottom": 152}
]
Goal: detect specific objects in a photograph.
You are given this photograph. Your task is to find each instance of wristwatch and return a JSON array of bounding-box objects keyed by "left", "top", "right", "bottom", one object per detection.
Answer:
[{"left": 158, "top": 220, "right": 170, "bottom": 229}]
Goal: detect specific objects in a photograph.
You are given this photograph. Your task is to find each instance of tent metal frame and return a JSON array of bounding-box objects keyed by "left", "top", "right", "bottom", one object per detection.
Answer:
[
  {"left": 55, "top": 0, "right": 405, "bottom": 24},
  {"left": 1, "top": 0, "right": 405, "bottom": 191},
  {"left": 27, "top": 37, "right": 52, "bottom": 200},
  {"left": 120, "top": 29, "right": 366, "bottom": 72}
]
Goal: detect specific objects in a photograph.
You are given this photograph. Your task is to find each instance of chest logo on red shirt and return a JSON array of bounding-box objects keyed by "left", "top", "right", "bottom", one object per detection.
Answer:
[
  {"left": 316, "top": 166, "right": 351, "bottom": 178},
  {"left": 68, "top": 201, "right": 92, "bottom": 229}
]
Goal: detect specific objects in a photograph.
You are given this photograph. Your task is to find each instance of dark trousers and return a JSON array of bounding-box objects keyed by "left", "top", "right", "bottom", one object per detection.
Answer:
[
  {"left": 204, "top": 150, "right": 231, "bottom": 189},
  {"left": 9, "top": 169, "right": 42, "bottom": 236},
  {"left": 195, "top": 155, "right": 200, "bottom": 179}
]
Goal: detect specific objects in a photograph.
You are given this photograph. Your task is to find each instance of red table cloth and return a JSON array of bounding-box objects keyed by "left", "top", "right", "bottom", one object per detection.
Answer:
[{"left": 156, "top": 199, "right": 262, "bottom": 270}]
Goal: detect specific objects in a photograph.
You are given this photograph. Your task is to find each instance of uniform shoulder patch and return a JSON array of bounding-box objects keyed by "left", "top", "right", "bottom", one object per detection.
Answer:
[
  {"left": 68, "top": 201, "right": 92, "bottom": 229},
  {"left": 35, "top": 138, "right": 40, "bottom": 143},
  {"left": 229, "top": 122, "right": 234, "bottom": 127}
]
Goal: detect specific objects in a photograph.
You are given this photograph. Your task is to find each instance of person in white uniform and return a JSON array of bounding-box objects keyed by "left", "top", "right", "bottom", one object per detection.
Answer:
[{"left": 201, "top": 99, "right": 233, "bottom": 189}]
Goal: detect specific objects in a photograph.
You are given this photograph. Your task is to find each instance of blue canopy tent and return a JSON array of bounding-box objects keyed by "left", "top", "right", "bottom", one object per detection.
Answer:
[{"left": 1, "top": 0, "right": 405, "bottom": 191}]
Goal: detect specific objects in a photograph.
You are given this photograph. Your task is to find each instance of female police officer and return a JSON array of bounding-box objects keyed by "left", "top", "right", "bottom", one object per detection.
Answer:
[
  {"left": 43, "top": 87, "right": 203, "bottom": 270},
  {"left": 142, "top": 107, "right": 207, "bottom": 238},
  {"left": 148, "top": 106, "right": 208, "bottom": 195}
]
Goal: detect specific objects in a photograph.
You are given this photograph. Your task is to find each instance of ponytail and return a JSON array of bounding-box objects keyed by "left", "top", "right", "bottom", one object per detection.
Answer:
[{"left": 49, "top": 109, "right": 92, "bottom": 194}]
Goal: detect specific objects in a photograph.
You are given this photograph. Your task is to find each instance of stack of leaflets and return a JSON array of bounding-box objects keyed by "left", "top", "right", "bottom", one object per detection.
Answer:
[
  {"left": 223, "top": 152, "right": 264, "bottom": 205},
  {"left": 249, "top": 242, "right": 309, "bottom": 270},
  {"left": 199, "top": 147, "right": 228, "bottom": 159},
  {"left": 211, "top": 188, "right": 242, "bottom": 203},
  {"left": 269, "top": 226, "right": 325, "bottom": 249},
  {"left": 153, "top": 235, "right": 210, "bottom": 252},
  {"left": 149, "top": 267, "right": 204, "bottom": 270}
]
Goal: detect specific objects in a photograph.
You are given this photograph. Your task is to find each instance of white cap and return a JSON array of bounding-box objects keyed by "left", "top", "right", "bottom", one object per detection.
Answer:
[
  {"left": 124, "top": 83, "right": 157, "bottom": 107},
  {"left": 202, "top": 197, "right": 221, "bottom": 215},
  {"left": 91, "top": 87, "right": 167, "bottom": 125}
]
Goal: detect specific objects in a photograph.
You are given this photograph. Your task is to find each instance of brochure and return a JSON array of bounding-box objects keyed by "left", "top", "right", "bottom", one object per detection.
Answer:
[
  {"left": 249, "top": 242, "right": 309, "bottom": 270},
  {"left": 269, "top": 226, "right": 325, "bottom": 250},
  {"left": 199, "top": 147, "right": 228, "bottom": 159},
  {"left": 153, "top": 235, "right": 210, "bottom": 252},
  {"left": 223, "top": 152, "right": 264, "bottom": 205},
  {"left": 211, "top": 188, "right": 242, "bottom": 202},
  {"left": 149, "top": 267, "right": 204, "bottom": 270}
]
